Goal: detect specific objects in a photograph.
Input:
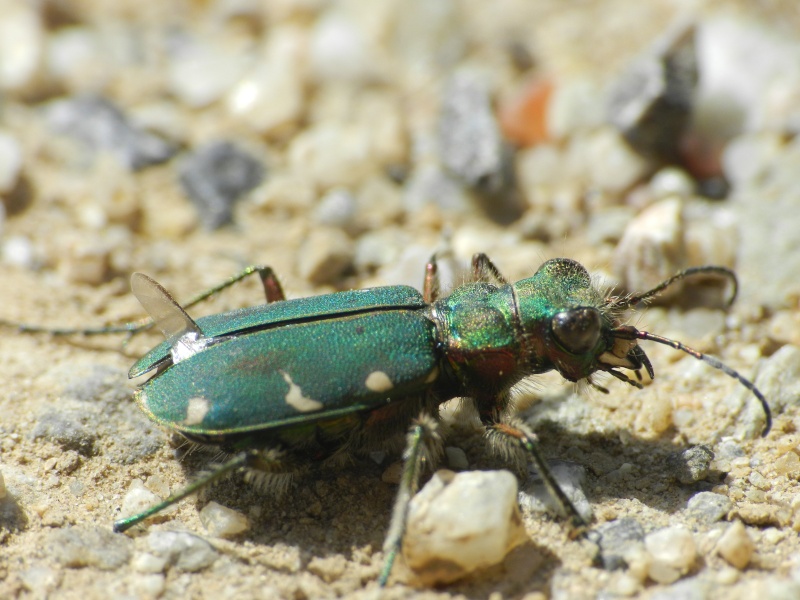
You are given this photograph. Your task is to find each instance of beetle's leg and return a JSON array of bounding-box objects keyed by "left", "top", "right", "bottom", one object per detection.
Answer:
[
  {"left": 380, "top": 415, "right": 442, "bottom": 586},
  {"left": 3, "top": 266, "right": 287, "bottom": 340},
  {"left": 113, "top": 448, "right": 289, "bottom": 533},
  {"left": 181, "top": 265, "right": 286, "bottom": 311},
  {"left": 422, "top": 255, "right": 441, "bottom": 303},
  {"left": 472, "top": 253, "right": 509, "bottom": 285},
  {"left": 489, "top": 421, "right": 589, "bottom": 536}
]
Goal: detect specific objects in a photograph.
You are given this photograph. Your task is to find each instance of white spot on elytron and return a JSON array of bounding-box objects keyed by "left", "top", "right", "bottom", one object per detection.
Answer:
[
  {"left": 424, "top": 367, "right": 439, "bottom": 384},
  {"left": 184, "top": 397, "right": 210, "bottom": 425},
  {"left": 280, "top": 371, "right": 323, "bottom": 413},
  {"left": 365, "top": 371, "right": 394, "bottom": 392}
]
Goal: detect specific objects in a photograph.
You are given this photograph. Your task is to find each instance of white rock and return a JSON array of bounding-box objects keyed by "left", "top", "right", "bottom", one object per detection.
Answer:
[
  {"left": 119, "top": 480, "right": 161, "bottom": 522},
  {"left": 613, "top": 197, "right": 684, "bottom": 297},
  {"left": 168, "top": 39, "right": 250, "bottom": 108},
  {"left": 199, "top": 501, "right": 250, "bottom": 538},
  {"left": 547, "top": 78, "right": 606, "bottom": 141},
  {"left": 716, "top": 520, "right": 754, "bottom": 569},
  {"left": 0, "top": 468, "right": 6, "bottom": 499},
  {"left": 402, "top": 469, "right": 526, "bottom": 585},
  {"left": 309, "top": 13, "right": 375, "bottom": 83},
  {"left": 0, "top": 2, "right": 43, "bottom": 92},
  {"left": 644, "top": 526, "right": 697, "bottom": 584},
  {"left": 582, "top": 128, "right": 650, "bottom": 195},
  {"left": 0, "top": 130, "right": 22, "bottom": 193}
]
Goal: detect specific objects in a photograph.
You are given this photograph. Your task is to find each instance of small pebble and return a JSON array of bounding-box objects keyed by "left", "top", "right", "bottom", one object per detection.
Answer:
[
  {"left": 403, "top": 470, "right": 526, "bottom": 585},
  {"left": 128, "top": 573, "right": 166, "bottom": 598},
  {"left": 20, "top": 565, "right": 62, "bottom": 596},
  {"left": 439, "top": 71, "right": 503, "bottom": 187},
  {"left": 519, "top": 460, "right": 592, "bottom": 523},
  {"left": 0, "top": 3, "right": 43, "bottom": 92},
  {"left": 313, "top": 188, "right": 358, "bottom": 232},
  {"left": 119, "top": 481, "right": 161, "bottom": 524},
  {"left": 583, "top": 127, "right": 650, "bottom": 194},
  {"left": 644, "top": 526, "right": 697, "bottom": 584},
  {"left": 199, "top": 501, "right": 250, "bottom": 538},
  {"left": 168, "top": 38, "right": 249, "bottom": 108},
  {"left": 297, "top": 227, "right": 354, "bottom": 285},
  {"left": 716, "top": 520, "right": 754, "bottom": 569},
  {"left": 146, "top": 530, "right": 218, "bottom": 572},
  {"left": 0, "top": 468, "right": 5, "bottom": 499},
  {"left": 753, "top": 344, "right": 800, "bottom": 414},
  {"left": 650, "top": 167, "right": 695, "bottom": 199},
  {"left": 667, "top": 445, "right": 714, "bottom": 484},
  {"left": 2, "top": 235, "right": 36, "bottom": 269},
  {"left": 179, "top": 140, "right": 266, "bottom": 229},
  {"left": 0, "top": 131, "right": 22, "bottom": 193},
  {"left": 46, "top": 95, "right": 177, "bottom": 170},
  {"left": 686, "top": 492, "right": 732, "bottom": 524},
  {"left": 48, "top": 526, "right": 132, "bottom": 570},
  {"left": 613, "top": 197, "right": 684, "bottom": 298},
  {"left": 596, "top": 518, "right": 646, "bottom": 570}
]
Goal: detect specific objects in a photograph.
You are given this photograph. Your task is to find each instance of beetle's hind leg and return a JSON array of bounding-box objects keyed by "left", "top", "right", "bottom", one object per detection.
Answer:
[
  {"left": 113, "top": 447, "right": 290, "bottom": 533},
  {"left": 379, "top": 414, "right": 443, "bottom": 586}
]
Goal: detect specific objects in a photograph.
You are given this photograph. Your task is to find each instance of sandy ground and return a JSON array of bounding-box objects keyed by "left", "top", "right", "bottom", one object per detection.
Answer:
[{"left": 2, "top": 1, "right": 800, "bottom": 599}]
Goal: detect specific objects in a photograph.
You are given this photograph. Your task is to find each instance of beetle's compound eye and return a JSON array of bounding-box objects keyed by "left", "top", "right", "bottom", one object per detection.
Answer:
[{"left": 551, "top": 308, "right": 602, "bottom": 355}]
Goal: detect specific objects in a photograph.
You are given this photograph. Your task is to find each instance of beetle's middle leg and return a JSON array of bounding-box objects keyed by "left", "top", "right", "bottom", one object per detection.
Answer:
[
  {"left": 379, "top": 414, "right": 443, "bottom": 586},
  {"left": 487, "top": 420, "right": 588, "bottom": 536}
]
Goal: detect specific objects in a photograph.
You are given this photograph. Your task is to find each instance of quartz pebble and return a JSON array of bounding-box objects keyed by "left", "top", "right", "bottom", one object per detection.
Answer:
[
  {"left": 145, "top": 531, "right": 218, "bottom": 572},
  {"left": 614, "top": 197, "right": 684, "bottom": 297},
  {"left": 716, "top": 521, "right": 754, "bottom": 569},
  {"left": 402, "top": 469, "right": 526, "bottom": 585},
  {"left": 119, "top": 480, "right": 161, "bottom": 523},
  {"left": 199, "top": 501, "right": 250, "bottom": 538},
  {"left": 179, "top": 140, "right": 265, "bottom": 229},
  {"left": 48, "top": 526, "right": 132, "bottom": 570},
  {"left": 687, "top": 492, "right": 732, "bottom": 524},
  {"left": 0, "top": 3, "right": 43, "bottom": 92},
  {"left": 644, "top": 526, "right": 697, "bottom": 584}
]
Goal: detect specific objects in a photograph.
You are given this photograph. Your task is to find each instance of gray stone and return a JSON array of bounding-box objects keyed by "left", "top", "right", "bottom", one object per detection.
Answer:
[
  {"left": 519, "top": 460, "right": 592, "bottom": 523},
  {"left": 667, "top": 445, "right": 714, "bottom": 484},
  {"left": 48, "top": 526, "right": 132, "bottom": 570},
  {"left": 179, "top": 141, "right": 266, "bottom": 229},
  {"left": 146, "top": 531, "right": 218, "bottom": 572},
  {"left": 46, "top": 95, "right": 177, "bottom": 170},
  {"left": 607, "top": 23, "right": 697, "bottom": 162},
  {"left": 595, "top": 518, "right": 646, "bottom": 570},
  {"left": 687, "top": 491, "right": 732, "bottom": 523}
]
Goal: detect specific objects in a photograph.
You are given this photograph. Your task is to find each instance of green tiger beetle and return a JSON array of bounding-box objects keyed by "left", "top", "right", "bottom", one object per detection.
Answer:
[{"left": 8, "top": 254, "right": 771, "bottom": 585}]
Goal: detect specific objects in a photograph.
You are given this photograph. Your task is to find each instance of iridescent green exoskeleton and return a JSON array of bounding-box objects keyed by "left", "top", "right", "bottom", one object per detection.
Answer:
[{"left": 5, "top": 255, "right": 772, "bottom": 586}]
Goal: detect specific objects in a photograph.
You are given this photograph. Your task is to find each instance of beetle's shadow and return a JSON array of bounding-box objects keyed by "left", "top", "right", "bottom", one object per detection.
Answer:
[{"left": 173, "top": 448, "right": 566, "bottom": 597}]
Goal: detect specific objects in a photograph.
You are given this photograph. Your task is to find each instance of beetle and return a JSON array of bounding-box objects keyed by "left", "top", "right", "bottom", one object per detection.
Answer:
[{"left": 7, "top": 254, "right": 772, "bottom": 585}]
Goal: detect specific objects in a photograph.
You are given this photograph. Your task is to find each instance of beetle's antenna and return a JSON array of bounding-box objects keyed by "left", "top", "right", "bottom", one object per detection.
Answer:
[
  {"left": 609, "top": 266, "right": 739, "bottom": 309},
  {"left": 612, "top": 325, "right": 772, "bottom": 436}
]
